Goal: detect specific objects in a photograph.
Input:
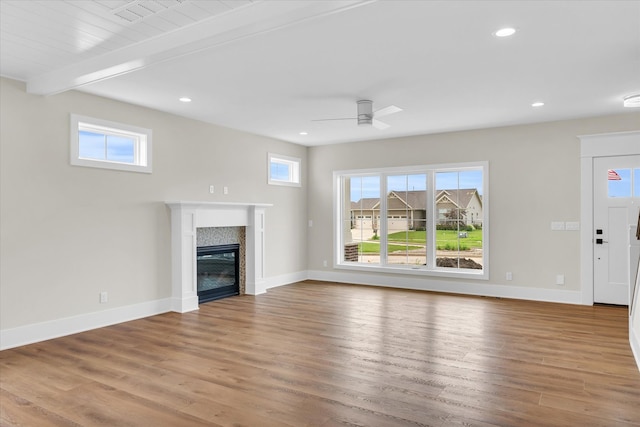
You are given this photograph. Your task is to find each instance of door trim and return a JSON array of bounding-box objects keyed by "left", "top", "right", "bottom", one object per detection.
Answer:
[{"left": 579, "top": 131, "right": 640, "bottom": 305}]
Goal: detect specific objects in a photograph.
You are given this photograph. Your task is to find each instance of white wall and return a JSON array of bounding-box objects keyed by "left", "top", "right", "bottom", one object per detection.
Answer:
[
  {"left": 307, "top": 113, "right": 640, "bottom": 302},
  {"left": 2, "top": 73, "right": 640, "bottom": 351},
  {"left": 0, "top": 77, "right": 308, "bottom": 336}
]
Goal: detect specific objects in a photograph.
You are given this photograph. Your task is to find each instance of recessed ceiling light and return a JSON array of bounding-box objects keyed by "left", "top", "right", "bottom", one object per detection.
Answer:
[
  {"left": 495, "top": 27, "right": 516, "bottom": 37},
  {"left": 531, "top": 102, "right": 545, "bottom": 107},
  {"left": 623, "top": 94, "right": 640, "bottom": 108},
  {"left": 179, "top": 97, "right": 191, "bottom": 103},
  {"left": 299, "top": 132, "right": 308, "bottom": 135}
]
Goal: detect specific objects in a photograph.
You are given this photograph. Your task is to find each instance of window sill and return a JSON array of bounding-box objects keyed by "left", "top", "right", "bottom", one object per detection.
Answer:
[
  {"left": 71, "top": 157, "right": 152, "bottom": 174},
  {"left": 268, "top": 179, "right": 301, "bottom": 187},
  {"left": 335, "top": 262, "right": 489, "bottom": 280}
]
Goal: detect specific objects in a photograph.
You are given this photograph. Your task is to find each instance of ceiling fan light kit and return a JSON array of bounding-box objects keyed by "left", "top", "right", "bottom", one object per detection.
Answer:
[
  {"left": 313, "top": 100, "right": 402, "bottom": 130},
  {"left": 357, "top": 100, "right": 374, "bottom": 126}
]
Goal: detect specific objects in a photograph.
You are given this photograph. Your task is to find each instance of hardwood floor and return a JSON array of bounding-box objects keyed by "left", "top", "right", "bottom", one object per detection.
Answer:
[{"left": 1, "top": 281, "right": 639, "bottom": 426}]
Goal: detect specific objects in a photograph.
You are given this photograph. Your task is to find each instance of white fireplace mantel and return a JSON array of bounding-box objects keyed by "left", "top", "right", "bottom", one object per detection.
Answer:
[{"left": 166, "top": 201, "right": 272, "bottom": 313}]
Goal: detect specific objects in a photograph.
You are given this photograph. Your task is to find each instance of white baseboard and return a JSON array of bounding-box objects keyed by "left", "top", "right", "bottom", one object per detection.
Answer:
[
  {"left": 0, "top": 298, "right": 172, "bottom": 351},
  {"left": 307, "top": 270, "right": 584, "bottom": 305},
  {"left": 0, "top": 271, "right": 309, "bottom": 351},
  {"left": 0, "top": 271, "right": 590, "bottom": 352},
  {"left": 264, "top": 270, "right": 309, "bottom": 290},
  {"left": 631, "top": 318, "right": 640, "bottom": 373}
]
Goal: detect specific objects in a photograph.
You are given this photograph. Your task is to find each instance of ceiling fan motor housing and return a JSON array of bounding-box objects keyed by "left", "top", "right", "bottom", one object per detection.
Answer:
[{"left": 357, "top": 100, "right": 373, "bottom": 126}]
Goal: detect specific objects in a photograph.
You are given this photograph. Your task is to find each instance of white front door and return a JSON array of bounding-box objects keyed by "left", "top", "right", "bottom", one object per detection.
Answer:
[{"left": 593, "top": 155, "right": 640, "bottom": 305}]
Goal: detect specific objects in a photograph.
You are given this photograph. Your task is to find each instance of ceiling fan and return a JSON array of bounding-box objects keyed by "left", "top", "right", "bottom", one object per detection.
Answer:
[{"left": 312, "top": 100, "right": 402, "bottom": 129}]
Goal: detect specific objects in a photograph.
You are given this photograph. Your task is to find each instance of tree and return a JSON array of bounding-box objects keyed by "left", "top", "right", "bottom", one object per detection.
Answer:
[{"left": 442, "top": 208, "right": 467, "bottom": 228}]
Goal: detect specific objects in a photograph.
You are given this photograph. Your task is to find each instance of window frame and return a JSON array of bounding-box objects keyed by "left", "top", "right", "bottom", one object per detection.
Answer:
[
  {"left": 70, "top": 114, "right": 152, "bottom": 173},
  {"left": 334, "top": 161, "right": 489, "bottom": 280},
  {"left": 268, "top": 153, "right": 301, "bottom": 187}
]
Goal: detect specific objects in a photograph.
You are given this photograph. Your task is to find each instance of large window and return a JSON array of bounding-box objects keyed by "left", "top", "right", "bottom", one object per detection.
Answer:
[
  {"left": 336, "top": 162, "right": 488, "bottom": 279},
  {"left": 70, "top": 114, "right": 152, "bottom": 173}
]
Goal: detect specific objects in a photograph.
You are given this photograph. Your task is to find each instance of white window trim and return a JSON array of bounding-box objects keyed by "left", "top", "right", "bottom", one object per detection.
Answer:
[
  {"left": 70, "top": 114, "right": 152, "bottom": 173},
  {"left": 333, "top": 161, "right": 489, "bottom": 280},
  {"left": 268, "top": 153, "right": 301, "bottom": 187}
]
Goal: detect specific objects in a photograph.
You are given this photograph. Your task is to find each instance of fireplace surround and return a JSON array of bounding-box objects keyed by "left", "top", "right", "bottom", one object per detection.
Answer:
[{"left": 166, "top": 201, "right": 272, "bottom": 313}]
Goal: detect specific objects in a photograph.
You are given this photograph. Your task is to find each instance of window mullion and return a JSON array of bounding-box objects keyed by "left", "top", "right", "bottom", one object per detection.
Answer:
[
  {"left": 379, "top": 173, "right": 389, "bottom": 265},
  {"left": 426, "top": 170, "right": 435, "bottom": 269}
]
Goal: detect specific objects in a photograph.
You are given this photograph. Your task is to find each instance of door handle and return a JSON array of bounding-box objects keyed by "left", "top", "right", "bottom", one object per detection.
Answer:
[{"left": 595, "top": 238, "right": 608, "bottom": 244}]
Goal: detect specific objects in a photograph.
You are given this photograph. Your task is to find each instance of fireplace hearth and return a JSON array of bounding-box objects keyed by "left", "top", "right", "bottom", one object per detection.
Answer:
[{"left": 197, "top": 244, "right": 240, "bottom": 303}]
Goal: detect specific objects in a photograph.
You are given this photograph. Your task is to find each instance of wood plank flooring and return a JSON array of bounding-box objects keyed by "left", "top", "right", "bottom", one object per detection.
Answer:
[{"left": 1, "top": 280, "right": 639, "bottom": 426}]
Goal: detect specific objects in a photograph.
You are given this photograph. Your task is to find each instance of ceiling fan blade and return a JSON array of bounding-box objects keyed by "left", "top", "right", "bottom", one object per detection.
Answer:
[
  {"left": 311, "top": 117, "right": 355, "bottom": 122},
  {"left": 372, "top": 118, "right": 390, "bottom": 130},
  {"left": 374, "top": 105, "right": 402, "bottom": 118}
]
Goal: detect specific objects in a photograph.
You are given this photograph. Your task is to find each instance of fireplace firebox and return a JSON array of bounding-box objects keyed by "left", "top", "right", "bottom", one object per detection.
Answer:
[{"left": 197, "top": 244, "right": 240, "bottom": 303}]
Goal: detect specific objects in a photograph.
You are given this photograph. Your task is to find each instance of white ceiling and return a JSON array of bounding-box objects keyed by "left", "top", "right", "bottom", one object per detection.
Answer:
[{"left": 1, "top": 0, "right": 639, "bottom": 146}]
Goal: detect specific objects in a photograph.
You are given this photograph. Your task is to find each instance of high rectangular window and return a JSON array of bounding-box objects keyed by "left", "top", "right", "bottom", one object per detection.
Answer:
[
  {"left": 268, "top": 153, "right": 301, "bottom": 186},
  {"left": 70, "top": 114, "right": 152, "bottom": 173},
  {"left": 335, "top": 162, "right": 488, "bottom": 279}
]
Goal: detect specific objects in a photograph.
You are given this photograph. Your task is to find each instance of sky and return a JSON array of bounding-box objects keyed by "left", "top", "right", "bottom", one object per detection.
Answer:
[
  {"left": 79, "top": 130, "right": 135, "bottom": 163},
  {"left": 608, "top": 168, "right": 639, "bottom": 198},
  {"left": 270, "top": 163, "right": 291, "bottom": 181}
]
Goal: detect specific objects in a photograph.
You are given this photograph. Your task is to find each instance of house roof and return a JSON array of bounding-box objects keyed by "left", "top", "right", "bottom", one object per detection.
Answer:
[
  {"left": 352, "top": 189, "right": 480, "bottom": 210},
  {"left": 435, "top": 189, "right": 480, "bottom": 209},
  {"left": 351, "top": 198, "right": 380, "bottom": 211}
]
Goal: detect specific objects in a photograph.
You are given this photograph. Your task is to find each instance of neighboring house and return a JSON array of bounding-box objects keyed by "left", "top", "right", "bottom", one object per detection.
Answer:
[
  {"left": 351, "top": 189, "right": 483, "bottom": 232},
  {"left": 435, "top": 189, "right": 483, "bottom": 227}
]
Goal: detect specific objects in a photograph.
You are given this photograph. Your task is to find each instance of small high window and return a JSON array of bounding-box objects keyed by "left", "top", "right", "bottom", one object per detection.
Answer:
[
  {"left": 70, "top": 114, "right": 152, "bottom": 173},
  {"left": 268, "top": 153, "right": 301, "bottom": 186}
]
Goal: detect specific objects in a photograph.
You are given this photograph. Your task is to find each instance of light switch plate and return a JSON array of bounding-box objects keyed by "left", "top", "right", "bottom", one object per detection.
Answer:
[{"left": 565, "top": 221, "right": 580, "bottom": 231}]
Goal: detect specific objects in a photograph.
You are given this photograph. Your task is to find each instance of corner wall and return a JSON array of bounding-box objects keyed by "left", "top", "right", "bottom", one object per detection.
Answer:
[{"left": 0, "top": 77, "right": 308, "bottom": 348}]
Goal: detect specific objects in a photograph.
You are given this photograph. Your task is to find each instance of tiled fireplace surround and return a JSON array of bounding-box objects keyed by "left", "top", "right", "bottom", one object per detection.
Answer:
[{"left": 166, "top": 202, "right": 271, "bottom": 313}]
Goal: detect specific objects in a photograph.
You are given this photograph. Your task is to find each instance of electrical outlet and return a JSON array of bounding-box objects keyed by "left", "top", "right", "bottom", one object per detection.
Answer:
[
  {"left": 223, "top": 186, "right": 228, "bottom": 195},
  {"left": 506, "top": 272, "right": 513, "bottom": 281},
  {"left": 100, "top": 291, "right": 108, "bottom": 304},
  {"left": 323, "top": 260, "right": 328, "bottom": 267},
  {"left": 209, "top": 185, "right": 214, "bottom": 194},
  {"left": 556, "top": 274, "right": 565, "bottom": 285}
]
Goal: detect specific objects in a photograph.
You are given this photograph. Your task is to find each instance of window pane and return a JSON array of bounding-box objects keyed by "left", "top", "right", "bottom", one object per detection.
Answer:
[
  {"left": 72, "top": 115, "right": 152, "bottom": 173},
  {"left": 270, "top": 161, "right": 291, "bottom": 181},
  {"left": 635, "top": 169, "right": 640, "bottom": 198},
  {"left": 387, "top": 220, "right": 427, "bottom": 266},
  {"left": 78, "top": 130, "right": 106, "bottom": 160},
  {"left": 387, "top": 174, "right": 427, "bottom": 266},
  {"left": 436, "top": 170, "right": 483, "bottom": 270},
  {"left": 347, "top": 176, "right": 380, "bottom": 263},
  {"left": 106, "top": 135, "right": 135, "bottom": 163},
  {"left": 607, "top": 168, "right": 631, "bottom": 197}
]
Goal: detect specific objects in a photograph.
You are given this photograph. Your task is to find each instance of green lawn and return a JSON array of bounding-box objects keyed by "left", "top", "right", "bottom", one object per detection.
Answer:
[
  {"left": 358, "top": 242, "right": 423, "bottom": 254},
  {"left": 356, "top": 229, "right": 483, "bottom": 254},
  {"left": 385, "top": 229, "right": 483, "bottom": 250},
  {"left": 435, "top": 229, "right": 482, "bottom": 250},
  {"left": 386, "top": 230, "right": 427, "bottom": 243}
]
